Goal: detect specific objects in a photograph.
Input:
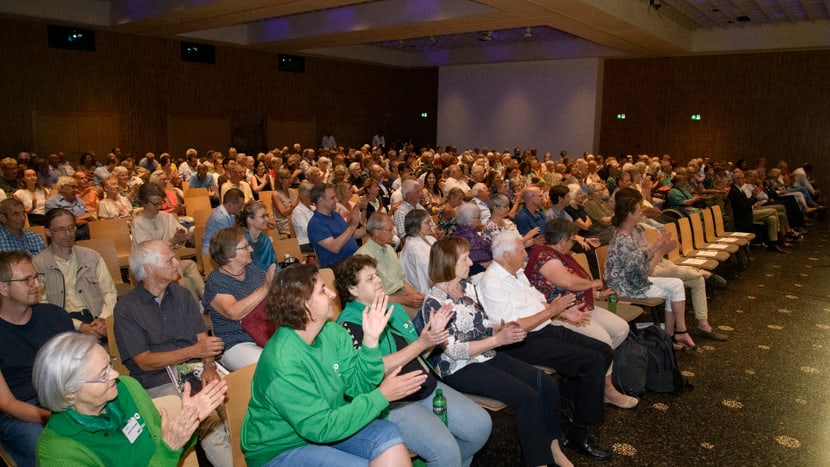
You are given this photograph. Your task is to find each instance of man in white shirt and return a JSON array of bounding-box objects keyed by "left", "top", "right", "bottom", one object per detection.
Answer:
[
  {"left": 220, "top": 165, "right": 253, "bottom": 202},
  {"left": 442, "top": 164, "right": 471, "bottom": 198},
  {"left": 291, "top": 181, "right": 316, "bottom": 253},
  {"left": 477, "top": 230, "right": 616, "bottom": 460},
  {"left": 471, "top": 183, "right": 491, "bottom": 224}
]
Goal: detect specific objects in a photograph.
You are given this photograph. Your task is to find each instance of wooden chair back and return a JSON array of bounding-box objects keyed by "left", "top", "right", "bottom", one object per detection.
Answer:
[
  {"left": 688, "top": 212, "right": 709, "bottom": 249},
  {"left": 203, "top": 253, "right": 217, "bottom": 276},
  {"left": 258, "top": 191, "right": 274, "bottom": 216},
  {"left": 193, "top": 209, "right": 212, "bottom": 228},
  {"left": 193, "top": 224, "right": 206, "bottom": 273},
  {"left": 663, "top": 222, "right": 682, "bottom": 261},
  {"left": 272, "top": 236, "right": 303, "bottom": 263},
  {"left": 594, "top": 245, "right": 608, "bottom": 281},
  {"left": 89, "top": 218, "right": 132, "bottom": 267},
  {"left": 572, "top": 252, "right": 592, "bottom": 280},
  {"left": 712, "top": 204, "right": 727, "bottom": 236},
  {"left": 676, "top": 217, "right": 697, "bottom": 256},
  {"left": 185, "top": 196, "right": 212, "bottom": 217},
  {"left": 318, "top": 268, "right": 342, "bottom": 318},
  {"left": 104, "top": 315, "right": 130, "bottom": 376},
  {"left": 224, "top": 363, "right": 257, "bottom": 467},
  {"left": 184, "top": 187, "right": 208, "bottom": 198}
]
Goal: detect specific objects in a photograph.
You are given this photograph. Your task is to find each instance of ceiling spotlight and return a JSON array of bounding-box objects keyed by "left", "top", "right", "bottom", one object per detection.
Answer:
[
  {"left": 479, "top": 31, "right": 493, "bottom": 41},
  {"left": 649, "top": 0, "right": 662, "bottom": 10},
  {"left": 524, "top": 27, "right": 533, "bottom": 38}
]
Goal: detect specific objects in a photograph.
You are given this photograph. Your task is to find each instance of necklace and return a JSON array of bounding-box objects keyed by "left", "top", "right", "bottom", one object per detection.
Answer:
[{"left": 221, "top": 266, "right": 245, "bottom": 277}]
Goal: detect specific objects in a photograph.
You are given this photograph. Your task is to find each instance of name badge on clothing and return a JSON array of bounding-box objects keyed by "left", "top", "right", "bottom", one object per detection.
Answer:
[{"left": 122, "top": 413, "right": 145, "bottom": 444}]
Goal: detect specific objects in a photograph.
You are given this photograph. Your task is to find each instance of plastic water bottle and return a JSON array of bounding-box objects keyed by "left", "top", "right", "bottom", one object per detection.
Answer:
[
  {"left": 432, "top": 389, "right": 447, "bottom": 426},
  {"left": 607, "top": 293, "right": 618, "bottom": 313}
]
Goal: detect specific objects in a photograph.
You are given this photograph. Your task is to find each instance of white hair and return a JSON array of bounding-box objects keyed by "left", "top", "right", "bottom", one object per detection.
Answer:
[
  {"left": 491, "top": 230, "right": 523, "bottom": 260},
  {"left": 471, "top": 183, "right": 488, "bottom": 198},
  {"left": 33, "top": 332, "right": 101, "bottom": 412},
  {"left": 401, "top": 179, "right": 421, "bottom": 197},
  {"left": 455, "top": 203, "right": 480, "bottom": 226}
]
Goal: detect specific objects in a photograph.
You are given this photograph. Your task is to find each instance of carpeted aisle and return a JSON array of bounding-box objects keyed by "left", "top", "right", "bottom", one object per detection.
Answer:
[{"left": 472, "top": 219, "right": 830, "bottom": 467}]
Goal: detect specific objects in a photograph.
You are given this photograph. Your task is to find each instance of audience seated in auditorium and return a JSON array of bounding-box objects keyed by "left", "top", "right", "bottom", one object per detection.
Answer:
[{"left": 307, "top": 183, "right": 365, "bottom": 268}]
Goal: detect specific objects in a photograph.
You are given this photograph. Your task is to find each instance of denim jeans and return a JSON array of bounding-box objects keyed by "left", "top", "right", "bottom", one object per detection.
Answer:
[
  {"left": 0, "top": 396, "right": 43, "bottom": 467},
  {"left": 264, "top": 419, "right": 404, "bottom": 467},
  {"left": 388, "top": 382, "right": 492, "bottom": 467}
]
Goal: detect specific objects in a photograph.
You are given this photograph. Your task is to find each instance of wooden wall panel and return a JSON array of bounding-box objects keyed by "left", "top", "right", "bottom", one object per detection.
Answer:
[
  {"left": 32, "top": 111, "right": 118, "bottom": 159},
  {"left": 0, "top": 17, "right": 438, "bottom": 160},
  {"left": 167, "top": 116, "right": 231, "bottom": 159},
  {"left": 599, "top": 51, "right": 830, "bottom": 190}
]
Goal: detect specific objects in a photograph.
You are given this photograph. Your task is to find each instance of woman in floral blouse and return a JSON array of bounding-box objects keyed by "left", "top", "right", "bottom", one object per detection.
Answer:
[{"left": 419, "top": 237, "right": 574, "bottom": 467}]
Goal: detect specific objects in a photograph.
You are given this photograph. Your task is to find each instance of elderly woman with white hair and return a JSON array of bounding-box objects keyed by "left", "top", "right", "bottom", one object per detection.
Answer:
[
  {"left": 33, "top": 332, "right": 227, "bottom": 466},
  {"left": 452, "top": 203, "right": 492, "bottom": 276}
]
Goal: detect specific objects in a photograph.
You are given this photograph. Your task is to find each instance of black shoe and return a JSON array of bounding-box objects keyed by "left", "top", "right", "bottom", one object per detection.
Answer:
[
  {"left": 566, "top": 436, "right": 612, "bottom": 460},
  {"left": 706, "top": 273, "right": 727, "bottom": 288}
]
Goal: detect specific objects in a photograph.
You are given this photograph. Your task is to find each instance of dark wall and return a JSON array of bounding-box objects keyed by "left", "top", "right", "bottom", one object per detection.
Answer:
[
  {"left": 0, "top": 17, "right": 437, "bottom": 157},
  {"left": 600, "top": 51, "right": 830, "bottom": 185}
]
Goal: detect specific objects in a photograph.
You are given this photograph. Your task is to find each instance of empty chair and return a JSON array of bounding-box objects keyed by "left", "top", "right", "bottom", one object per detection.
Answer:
[
  {"left": 76, "top": 238, "right": 133, "bottom": 296},
  {"left": 89, "top": 218, "right": 132, "bottom": 267},
  {"left": 224, "top": 363, "right": 257, "bottom": 467}
]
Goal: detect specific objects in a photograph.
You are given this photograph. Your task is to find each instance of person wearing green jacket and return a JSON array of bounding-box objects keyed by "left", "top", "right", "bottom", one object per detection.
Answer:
[
  {"left": 335, "top": 255, "right": 492, "bottom": 467},
  {"left": 242, "top": 264, "right": 425, "bottom": 467},
  {"left": 32, "top": 332, "right": 227, "bottom": 467}
]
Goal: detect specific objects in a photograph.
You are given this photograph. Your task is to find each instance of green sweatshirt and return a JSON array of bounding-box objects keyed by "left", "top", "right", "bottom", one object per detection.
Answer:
[
  {"left": 242, "top": 322, "right": 388, "bottom": 467},
  {"left": 37, "top": 376, "right": 191, "bottom": 467}
]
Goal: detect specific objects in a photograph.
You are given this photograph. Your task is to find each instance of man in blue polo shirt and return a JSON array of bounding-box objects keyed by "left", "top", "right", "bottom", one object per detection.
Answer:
[
  {"left": 307, "top": 183, "right": 366, "bottom": 267},
  {"left": 513, "top": 186, "right": 545, "bottom": 247}
]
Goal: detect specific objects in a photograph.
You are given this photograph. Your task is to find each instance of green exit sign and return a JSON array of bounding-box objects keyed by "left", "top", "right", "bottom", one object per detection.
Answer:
[
  {"left": 616, "top": 113, "right": 626, "bottom": 120},
  {"left": 691, "top": 114, "right": 701, "bottom": 120}
]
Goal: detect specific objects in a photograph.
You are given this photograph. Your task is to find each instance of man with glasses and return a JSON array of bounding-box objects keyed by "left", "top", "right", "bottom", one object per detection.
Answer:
[
  {"left": 114, "top": 240, "right": 231, "bottom": 467},
  {"left": 0, "top": 199, "right": 46, "bottom": 255},
  {"left": 0, "top": 251, "right": 73, "bottom": 467},
  {"left": 45, "top": 176, "right": 95, "bottom": 240},
  {"left": 34, "top": 208, "right": 117, "bottom": 339}
]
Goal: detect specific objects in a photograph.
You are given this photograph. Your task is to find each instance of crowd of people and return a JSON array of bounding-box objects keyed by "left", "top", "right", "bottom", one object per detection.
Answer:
[{"left": 0, "top": 143, "right": 824, "bottom": 467}]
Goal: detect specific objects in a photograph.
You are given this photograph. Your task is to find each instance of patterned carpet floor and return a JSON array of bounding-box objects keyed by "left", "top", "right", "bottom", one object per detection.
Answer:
[{"left": 472, "top": 219, "right": 830, "bottom": 467}]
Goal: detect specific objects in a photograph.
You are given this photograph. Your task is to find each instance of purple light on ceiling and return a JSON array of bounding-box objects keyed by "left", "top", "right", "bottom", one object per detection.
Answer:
[
  {"left": 401, "top": 0, "right": 443, "bottom": 18},
  {"left": 484, "top": 45, "right": 514, "bottom": 61},
  {"left": 262, "top": 17, "right": 292, "bottom": 41},
  {"left": 324, "top": 7, "right": 358, "bottom": 30},
  {"left": 423, "top": 49, "right": 452, "bottom": 66}
]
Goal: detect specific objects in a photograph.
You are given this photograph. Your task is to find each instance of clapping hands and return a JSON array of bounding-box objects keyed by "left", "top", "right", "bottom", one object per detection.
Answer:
[{"left": 361, "top": 291, "right": 393, "bottom": 348}]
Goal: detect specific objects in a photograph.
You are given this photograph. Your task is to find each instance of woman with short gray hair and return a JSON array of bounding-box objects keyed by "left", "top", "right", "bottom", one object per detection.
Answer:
[
  {"left": 452, "top": 203, "right": 492, "bottom": 276},
  {"left": 33, "top": 332, "right": 226, "bottom": 466}
]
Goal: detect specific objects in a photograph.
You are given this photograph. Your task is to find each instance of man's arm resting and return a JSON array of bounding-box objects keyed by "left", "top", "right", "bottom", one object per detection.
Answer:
[{"left": 0, "top": 372, "right": 50, "bottom": 424}]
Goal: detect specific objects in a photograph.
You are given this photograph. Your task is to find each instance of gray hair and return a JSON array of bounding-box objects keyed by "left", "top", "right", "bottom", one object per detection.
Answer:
[
  {"left": 129, "top": 239, "right": 170, "bottom": 281},
  {"left": 33, "top": 332, "right": 102, "bottom": 412},
  {"left": 401, "top": 179, "right": 421, "bottom": 198},
  {"left": 491, "top": 230, "right": 523, "bottom": 260},
  {"left": 55, "top": 176, "right": 75, "bottom": 192},
  {"left": 471, "top": 183, "right": 488, "bottom": 198},
  {"left": 365, "top": 212, "right": 389, "bottom": 235},
  {"left": 585, "top": 183, "right": 604, "bottom": 196},
  {"left": 148, "top": 170, "right": 166, "bottom": 185},
  {"left": 305, "top": 167, "right": 322, "bottom": 179},
  {"left": 455, "top": 203, "right": 481, "bottom": 226},
  {"left": 297, "top": 180, "right": 314, "bottom": 197},
  {"left": 317, "top": 156, "right": 331, "bottom": 167},
  {"left": 487, "top": 193, "right": 509, "bottom": 211},
  {"left": 112, "top": 166, "right": 128, "bottom": 177},
  {"left": 544, "top": 218, "right": 579, "bottom": 245},
  {"left": 348, "top": 162, "right": 361, "bottom": 171},
  {"left": 404, "top": 209, "right": 428, "bottom": 237}
]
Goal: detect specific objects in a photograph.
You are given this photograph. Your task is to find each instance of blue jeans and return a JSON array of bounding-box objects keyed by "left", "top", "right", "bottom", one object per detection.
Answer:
[
  {"left": 388, "top": 382, "right": 491, "bottom": 467},
  {"left": 264, "top": 420, "right": 404, "bottom": 467},
  {"left": 0, "top": 397, "right": 43, "bottom": 467}
]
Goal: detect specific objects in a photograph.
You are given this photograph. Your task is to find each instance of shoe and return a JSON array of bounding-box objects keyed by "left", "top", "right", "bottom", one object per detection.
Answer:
[
  {"left": 706, "top": 273, "right": 727, "bottom": 288},
  {"left": 694, "top": 327, "right": 728, "bottom": 341},
  {"left": 604, "top": 394, "right": 639, "bottom": 409},
  {"left": 768, "top": 244, "right": 790, "bottom": 253},
  {"left": 566, "top": 437, "right": 612, "bottom": 460},
  {"left": 672, "top": 330, "right": 704, "bottom": 353}
]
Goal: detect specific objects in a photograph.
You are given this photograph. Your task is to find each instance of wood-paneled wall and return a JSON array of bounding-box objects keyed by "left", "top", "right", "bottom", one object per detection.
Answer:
[
  {"left": 600, "top": 51, "right": 830, "bottom": 190},
  {"left": 0, "top": 17, "right": 437, "bottom": 160}
]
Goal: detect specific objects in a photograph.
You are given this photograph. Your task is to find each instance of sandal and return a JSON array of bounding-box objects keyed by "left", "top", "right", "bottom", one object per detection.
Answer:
[{"left": 672, "top": 330, "right": 703, "bottom": 354}]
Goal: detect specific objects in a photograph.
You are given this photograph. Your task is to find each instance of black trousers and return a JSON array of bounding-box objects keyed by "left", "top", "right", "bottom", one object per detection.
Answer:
[
  {"left": 502, "top": 324, "right": 611, "bottom": 426},
  {"left": 445, "top": 352, "right": 560, "bottom": 467}
]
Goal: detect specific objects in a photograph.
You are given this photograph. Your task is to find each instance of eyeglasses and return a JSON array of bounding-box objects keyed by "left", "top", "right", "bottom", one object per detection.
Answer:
[
  {"left": 147, "top": 200, "right": 163, "bottom": 208},
  {"left": 73, "top": 356, "right": 117, "bottom": 384},
  {"left": 235, "top": 244, "right": 251, "bottom": 251},
  {"left": 4, "top": 274, "right": 40, "bottom": 286},
  {"left": 49, "top": 225, "right": 78, "bottom": 234}
]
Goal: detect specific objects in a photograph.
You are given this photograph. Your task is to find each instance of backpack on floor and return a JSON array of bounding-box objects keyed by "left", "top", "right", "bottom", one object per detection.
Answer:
[
  {"left": 640, "top": 325, "right": 691, "bottom": 394},
  {"left": 611, "top": 331, "right": 648, "bottom": 397}
]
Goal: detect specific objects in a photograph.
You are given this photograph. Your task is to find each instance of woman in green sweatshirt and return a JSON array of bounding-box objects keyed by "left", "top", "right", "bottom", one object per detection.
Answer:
[{"left": 242, "top": 264, "right": 426, "bottom": 467}]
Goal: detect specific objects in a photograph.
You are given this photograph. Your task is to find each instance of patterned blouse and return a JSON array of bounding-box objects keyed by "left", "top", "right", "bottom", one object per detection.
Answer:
[
  {"left": 421, "top": 280, "right": 495, "bottom": 378},
  {"left": 525, "top": 246, "right": 591, "bottom": 306},
  {"left": 481, "top": 217, "right": 518, "bottom": 243},
  {"left": 604, "top": 228, "right": 652, "bottom": 297}
]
